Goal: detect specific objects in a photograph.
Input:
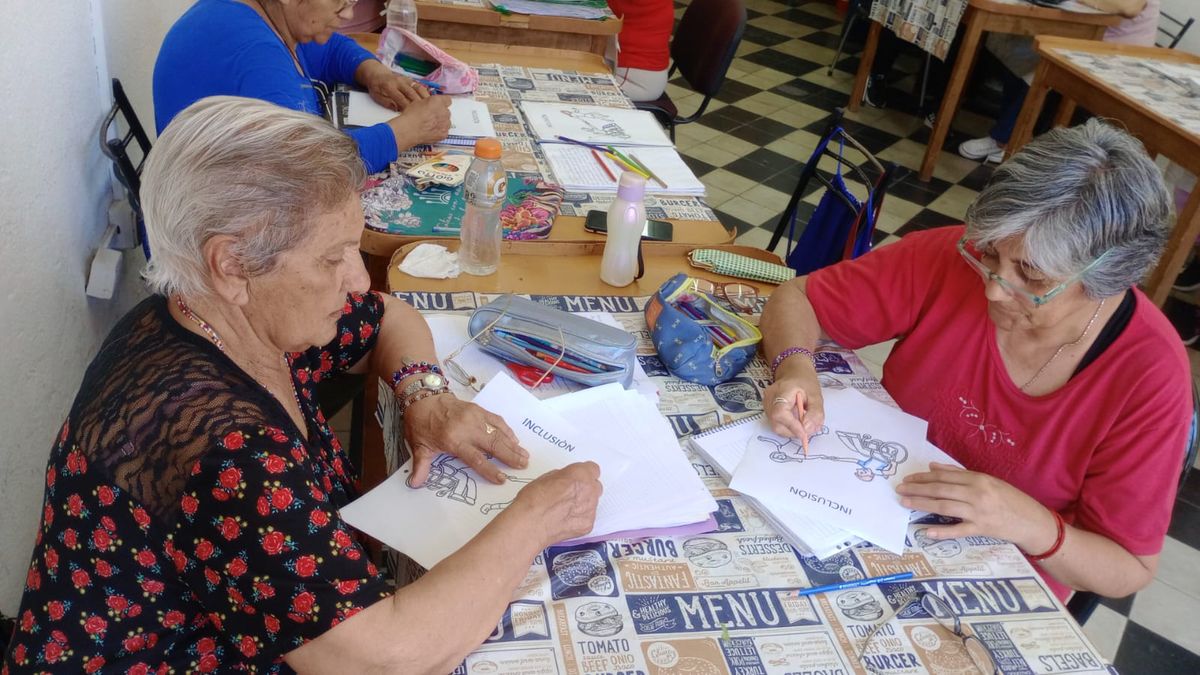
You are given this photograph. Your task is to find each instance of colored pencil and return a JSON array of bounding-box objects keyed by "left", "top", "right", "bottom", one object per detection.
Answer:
[
  {"left": 415, "top": 78, "right": 444, "bottom": 93},
  {"left": 629, "top": 152, "right": 667, "bottom": 189},
  {"left": 789, "top": 572, "right": 915, "bottom": 597},
  {"left": 606, "top": 145, "right": 650, "bottom": 179},
  {"left": 556, "top": 135, "right": 610, "bottom": 153},
  {"left": 591, "top": 149, "right": 618, "bottom": 182}
]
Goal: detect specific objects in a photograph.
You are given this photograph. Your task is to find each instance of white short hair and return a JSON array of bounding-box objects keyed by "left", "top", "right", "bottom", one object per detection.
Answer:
[{"left": 141, "top": 96, "right": 366, "bottom": 297}]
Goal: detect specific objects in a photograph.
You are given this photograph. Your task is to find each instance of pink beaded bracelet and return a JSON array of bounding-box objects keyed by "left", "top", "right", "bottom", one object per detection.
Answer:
[{"left": 770, "top": 347, "right": 815, "bottom": 379}]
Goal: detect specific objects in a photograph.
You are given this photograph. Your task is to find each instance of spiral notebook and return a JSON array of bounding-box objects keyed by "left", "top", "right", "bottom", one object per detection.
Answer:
[{"left": 688, "top": 413, "right": 862, "bottom": 560}]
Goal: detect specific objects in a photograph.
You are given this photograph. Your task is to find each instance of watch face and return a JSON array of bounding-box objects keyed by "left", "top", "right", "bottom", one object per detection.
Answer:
[{"left": 422, "top": 372, "right": 446, "bottom": 388}]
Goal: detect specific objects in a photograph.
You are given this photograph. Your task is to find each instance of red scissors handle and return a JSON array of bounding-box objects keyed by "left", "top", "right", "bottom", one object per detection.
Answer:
[{"left": 506, "top": 362, "right": 553, "bottom": 387}]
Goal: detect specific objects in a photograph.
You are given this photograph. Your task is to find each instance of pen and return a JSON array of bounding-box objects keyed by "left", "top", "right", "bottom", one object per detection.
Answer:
[
  {"left": 790, "top": 571, "right": 915, "bottom": 597},
  {"left": 592, "top": 149, "right": 618, "bottom": 182},
  {"left": 556, "top": 135, "right": 610, "bottom": 153},
  {"left": 415, "top": 78, "right": 444, "bottom": 94},
  {"left": 629, "top": 152, "right": 667, "bottom": 189}
]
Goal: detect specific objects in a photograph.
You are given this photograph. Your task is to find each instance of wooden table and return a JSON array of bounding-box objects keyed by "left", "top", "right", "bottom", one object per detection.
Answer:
[
  {"left": 350, "top": 33, "right": 736, "bottom": 289},
  {"left": 850, "top": 0, "right": 1119, "bottom": 182},
  {"left": 1007, "top": 36, "right": 1200, "bottom": 305},
  {"left": 415, "top": 0, "right": 621, "bottom": 57}
]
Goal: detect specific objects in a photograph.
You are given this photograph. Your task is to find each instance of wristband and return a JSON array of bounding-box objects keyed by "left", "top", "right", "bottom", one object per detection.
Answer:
[
  {"left": 770, "top": 347, "right": 815, "bottom": 379},
  {"left": 390, "top": 361, "right": 442, "bottom": 392},
  {"left": 399, "top": 388, "right": 450, "bottom": 415},
  {"left": 1025, "top": 511, "right": 1066, "bottom": 562}
]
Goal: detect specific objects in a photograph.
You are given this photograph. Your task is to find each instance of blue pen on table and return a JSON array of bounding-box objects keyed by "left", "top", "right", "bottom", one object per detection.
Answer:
[
  {"left": 415, "top": 78, "right": 444, "bottom": 94},
  {"left": 789, "top": 571, "right": 915, "bottom": 597}
]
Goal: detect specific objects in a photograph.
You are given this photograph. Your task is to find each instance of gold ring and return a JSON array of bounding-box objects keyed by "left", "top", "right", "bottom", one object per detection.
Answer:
[
  {"left": 485, "top": 424, "right": 497, "bottom": 435},
  {"left": 772, "top": 397, "right": 792, "bottom": 407}
]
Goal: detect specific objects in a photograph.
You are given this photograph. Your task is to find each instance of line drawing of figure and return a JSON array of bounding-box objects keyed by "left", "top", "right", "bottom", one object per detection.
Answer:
[
  {"left": 479, "top": 474, "right": 534, "bottom": 515},
  {"left": 759, "top": 428, "right": 908, "bottom": 482},
  {"left": 421, "top": 455, "right": 533, "bottom": 513},
  {"left": 560, "top": 108, "right": 631, "bottom": 140}
]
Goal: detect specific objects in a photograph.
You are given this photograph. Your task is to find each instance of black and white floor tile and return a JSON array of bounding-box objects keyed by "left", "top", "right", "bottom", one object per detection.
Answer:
[{"left": 669, "top": 1, "right": 1200, "bottom": 671}]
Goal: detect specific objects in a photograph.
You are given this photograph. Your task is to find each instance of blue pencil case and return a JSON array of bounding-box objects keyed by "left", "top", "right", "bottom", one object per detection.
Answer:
[
  {"left": 468, "top": 294, "right": 637, "bottom": 388},
  {"left": 645, "top": 274, "right": 762, "bottom": 385}
]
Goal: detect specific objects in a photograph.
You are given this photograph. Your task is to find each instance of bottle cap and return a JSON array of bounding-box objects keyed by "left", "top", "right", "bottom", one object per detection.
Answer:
[
  {"left": 616, "top": 171, "right": 646, "bottom": 201},
  {"left": 473, "top": 137, "right": 502, "bottom": 160}
]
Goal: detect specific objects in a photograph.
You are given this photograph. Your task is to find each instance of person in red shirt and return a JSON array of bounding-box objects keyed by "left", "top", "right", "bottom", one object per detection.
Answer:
[
  {"left": 607, "top": 0, "right": 675, "bottom": 101},
  {"left": 760, "top": 120, "right": 1189, "bottom": 602}
]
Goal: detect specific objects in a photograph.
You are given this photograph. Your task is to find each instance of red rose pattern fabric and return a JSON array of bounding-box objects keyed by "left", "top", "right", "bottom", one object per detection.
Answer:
[{"left": 3, "top": 293, "right": 392, "bottom": 674}]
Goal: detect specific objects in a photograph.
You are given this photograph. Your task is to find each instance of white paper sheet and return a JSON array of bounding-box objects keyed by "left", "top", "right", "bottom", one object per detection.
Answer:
[
  {"left": 345, "top": 91, "right": 496, "bottom": 138},
  {"left": 541, "top": 144, "right": 706, "bottom": 195},
  {"left": 730, "top": 387, "right": 950, "bottom": 555},
  {"left": 520, "top": 101, "right": 673, "bottom": 147}
]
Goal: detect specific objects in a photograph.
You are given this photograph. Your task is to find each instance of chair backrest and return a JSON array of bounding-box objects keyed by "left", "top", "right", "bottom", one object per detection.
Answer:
[
  {"left": 1156, "top": 11, "right": 1194, "bottom": 49},
  {"left": 99, "top": 78, "right": 152, "bottom": 217},
  {"left": 771, "top": 110, "right": 896, "bottom": 265},
  {"left": 671, "top": 0, "right": 747, "bottom": 100}
]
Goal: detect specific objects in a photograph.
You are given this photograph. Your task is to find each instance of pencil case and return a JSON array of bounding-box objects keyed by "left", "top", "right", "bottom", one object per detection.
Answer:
[
  {"left": 468, "top": 294, "right": 637, "bottom": 388},
  {"left": 376, "top": 27, "right": 478, "bottom": 94},
  {"left": 645, "top": 274, "right": 762, "bottom": 385},
  {"left": 688, "top": 249, "right": 796, "bottom": 285}
]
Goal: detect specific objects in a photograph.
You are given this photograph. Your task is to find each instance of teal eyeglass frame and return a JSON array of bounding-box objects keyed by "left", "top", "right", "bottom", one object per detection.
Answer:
[{"left": 957, "top": 236, "right": 1109, "bottom": 308}]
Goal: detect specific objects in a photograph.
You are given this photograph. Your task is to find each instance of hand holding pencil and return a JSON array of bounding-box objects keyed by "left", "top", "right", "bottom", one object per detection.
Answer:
[{"left": 763, "top": 377, "right": 825, "bottom": 449}]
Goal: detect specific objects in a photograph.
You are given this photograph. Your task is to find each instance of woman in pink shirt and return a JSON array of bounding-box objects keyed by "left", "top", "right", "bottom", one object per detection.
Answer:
[{"left": 761, "top": 121, "right": 1189, "bottom": 602}]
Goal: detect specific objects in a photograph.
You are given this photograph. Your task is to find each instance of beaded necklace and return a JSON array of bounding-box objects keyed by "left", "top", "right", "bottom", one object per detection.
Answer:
[{"left": 175, "top": 296, "right": 303, "bottom": 409}]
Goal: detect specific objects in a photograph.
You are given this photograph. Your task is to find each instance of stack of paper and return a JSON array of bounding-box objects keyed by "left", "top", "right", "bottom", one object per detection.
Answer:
[
  {"left": 344, "top": 91, "right": 496, "bottom": 146},
  {"left": 341, "top": 374, "right": 716, "bottom": 568},
  {"left": 488, "top": 0, "right": 612, "bottom": 20},
  {"left": 541, "top": 144, "right": 706, "bottom": 195},
  {"left": 519, "top": 101, "right": 673, "bottom": 147},
  {"left": 729, "top": 387, "right": 960, "bottom": 555},
  {"left": 688, "top": 418, "right": 862, "bottom": 559}
]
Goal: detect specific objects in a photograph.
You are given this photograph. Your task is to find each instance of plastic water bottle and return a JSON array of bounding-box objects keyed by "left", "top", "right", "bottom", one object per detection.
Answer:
[
  {"left": 386, "top": 0, "right": 418, "bottom": 34},
  {"left": 600, "top": 172, "right": 647, "bottom": 287},
  {"left": 460, "top": 138, "right": 507, "bottom": 276}
]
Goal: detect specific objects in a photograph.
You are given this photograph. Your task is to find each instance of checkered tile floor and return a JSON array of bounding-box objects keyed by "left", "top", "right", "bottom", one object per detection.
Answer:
[{"left": 668, "top": 1, "right": 1200, "bottom": 671}]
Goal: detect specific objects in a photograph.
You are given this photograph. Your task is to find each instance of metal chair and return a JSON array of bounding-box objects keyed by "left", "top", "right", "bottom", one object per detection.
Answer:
[
  {"left": 827, "top": 0, "right": 932, "bottom": 108},
  {"left": 100, "top": 78, "right": 153, "bottom": 259},
  {"left": 1066, "top": 379, "right": 1200, "bottom": 625},
  {"left": 766, "top": 109, "right": 897, "bottom": 267},
  {"left": 1157, "top": 11, "right": 1194, "bottom": 50},
  {"left": 633, "top": 0, "right": 747, "bottom": 142}
]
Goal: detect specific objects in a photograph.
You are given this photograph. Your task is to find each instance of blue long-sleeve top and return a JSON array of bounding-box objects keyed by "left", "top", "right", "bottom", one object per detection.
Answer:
[{"left": 153, "top": 0, "right": 397, "bottom": 173}]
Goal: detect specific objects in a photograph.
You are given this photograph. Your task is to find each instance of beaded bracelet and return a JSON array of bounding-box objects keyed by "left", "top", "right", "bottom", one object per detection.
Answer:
[
  {"left": 1025, "top": 511, "right": 1066, "bottom": 562},
  {"left": 399, "top": 387, "right": 451, "bottom": 416},
  {"left": 770, "top": 347, "right": 816, "bottom": 380},
  {"left": 390, "top": 361, "right": 443, "bottom": 392}
]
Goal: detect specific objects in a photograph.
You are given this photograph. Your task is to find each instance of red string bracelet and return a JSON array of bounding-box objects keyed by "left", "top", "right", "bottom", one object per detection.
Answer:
[{"left": 1026, "top": 511, "right": 1066, "bottom": 562}]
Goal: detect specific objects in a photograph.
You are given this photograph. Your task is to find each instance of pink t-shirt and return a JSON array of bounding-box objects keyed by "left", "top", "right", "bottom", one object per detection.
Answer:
[
  {"left": 1105, "top": 0, "right": 1161, "bottom": 46},
  {"left": 807, "top": 226, "right": 1190, "bottom": 599}
]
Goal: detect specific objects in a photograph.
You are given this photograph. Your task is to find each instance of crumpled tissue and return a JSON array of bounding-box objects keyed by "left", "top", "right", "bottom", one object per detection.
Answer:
[{"left": 398, "top": 243, "right": 461, "bottom": 279}]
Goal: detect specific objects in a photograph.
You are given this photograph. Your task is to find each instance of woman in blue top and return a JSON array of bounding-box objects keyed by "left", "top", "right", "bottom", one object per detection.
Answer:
[{"left": 154, "top": 0, "right": 451, "bottom": 173}]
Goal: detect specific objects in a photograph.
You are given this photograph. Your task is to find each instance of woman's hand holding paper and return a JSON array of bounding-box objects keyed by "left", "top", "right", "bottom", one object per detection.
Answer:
[
  {"left": 404, "top": 395, "right": 529, "bottom": 487},
  {"left": 506, "top": 462, "right": 604, "bottom": 547},
  {"left": 896, "top": 462, "right": 1058, "bottom": 554}
]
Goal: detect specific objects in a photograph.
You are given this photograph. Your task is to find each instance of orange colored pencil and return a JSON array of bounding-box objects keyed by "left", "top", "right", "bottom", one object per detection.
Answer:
[{"left": 591, "top": 149, "right": 618, "bottom": 182}]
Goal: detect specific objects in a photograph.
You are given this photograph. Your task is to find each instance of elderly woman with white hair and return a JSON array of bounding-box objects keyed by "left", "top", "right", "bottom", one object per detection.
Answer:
[
  {"left": 761, "top": 120, "right": 1190, "bottom": 602},
  {"left": 2, "top": 97, "right": 601, "bottom": 673}
]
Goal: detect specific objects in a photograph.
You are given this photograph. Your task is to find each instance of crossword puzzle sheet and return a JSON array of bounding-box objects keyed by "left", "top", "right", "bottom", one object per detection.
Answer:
[{"left": 370, "top": 292, "right": 1112, "bottom": 675}]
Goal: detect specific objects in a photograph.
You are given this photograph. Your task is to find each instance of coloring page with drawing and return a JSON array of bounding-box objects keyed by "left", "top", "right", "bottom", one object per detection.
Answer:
[
  {"left": 341, "top": 373, "right": 624, "bottom": 569},
  {"left": 519, "top": 101, "right": 674, "bottom": 147},
  {"left": 730, "top": 387, "right": 955, "bottom": 554}
]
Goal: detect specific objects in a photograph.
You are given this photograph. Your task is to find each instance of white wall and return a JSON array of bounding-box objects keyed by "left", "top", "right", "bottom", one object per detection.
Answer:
[{"left": 0, "top": 0, "right": 188, "bottom": 616}]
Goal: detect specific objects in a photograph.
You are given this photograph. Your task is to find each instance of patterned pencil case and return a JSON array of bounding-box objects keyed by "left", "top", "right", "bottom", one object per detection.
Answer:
[
  {"left": 468, "top": 294, "right": 637, "bottom": 388},
  {"left": 645, "top": 274, "right": 762, "bottom": 385},
  {"left": 688, "top": 249, "right": 796, "bottom": 285}
]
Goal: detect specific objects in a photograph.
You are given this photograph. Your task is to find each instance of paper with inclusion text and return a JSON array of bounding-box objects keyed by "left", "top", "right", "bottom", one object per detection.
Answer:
[
  {"left": 345, "top": 91, "right": 496, "bottom": 139},
  {"left": 730, "top": 387, "right": 957, "bottom": 555},
  {"left": 341, "top": 373, "right": 623, "bottom": 569}
]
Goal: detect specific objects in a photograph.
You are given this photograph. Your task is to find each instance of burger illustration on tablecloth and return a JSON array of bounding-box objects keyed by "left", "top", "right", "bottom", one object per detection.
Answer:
[
  {"left": 682, "top": 537, "right": 732, "bottom": 569},
  {"left": 552, "top": 549, "right": 607, "bottom": 586},
  {"left": 574, "top": 601, "right": 624, "bottom": 637},
  {"left": 837, "top": 590, "right": 885, "bottom": 621}
]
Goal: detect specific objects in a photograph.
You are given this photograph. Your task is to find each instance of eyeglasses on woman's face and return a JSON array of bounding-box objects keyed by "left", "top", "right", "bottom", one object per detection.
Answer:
[
  {"left": 957, "top": 236, "right": 1107, "bottom": 309},
  {"left": 856, "top": 590, "right": 999, "bottom": 675}
]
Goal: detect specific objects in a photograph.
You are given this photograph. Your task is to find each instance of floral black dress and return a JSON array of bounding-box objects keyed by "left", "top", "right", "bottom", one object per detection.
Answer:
[{"left": 2, "top": 293, "right": 392, "bottom": 674}]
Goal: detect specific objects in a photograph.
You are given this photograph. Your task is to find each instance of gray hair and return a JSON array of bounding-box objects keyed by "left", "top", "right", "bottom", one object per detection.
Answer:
[
  {"left": 141, "top": 96, "right": 365, "bottom": 297},
  {"left": 964, "top": 119, "right": 1173, "bottom": 299}
]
